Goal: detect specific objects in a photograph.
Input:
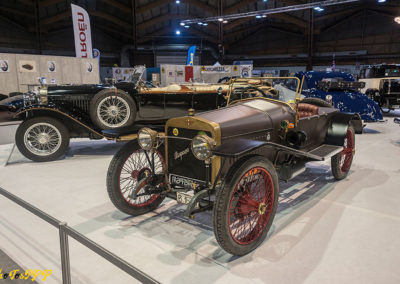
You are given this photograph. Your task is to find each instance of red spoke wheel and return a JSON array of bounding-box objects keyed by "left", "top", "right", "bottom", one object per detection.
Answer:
[
  {"left": 331, "top": 126, "right": 355, "bottom": 180},
  {"left": 107, "top": 140, "right": 166, "bottom": 216},
  {"left": 213, "top": 157, "right": 279, "bottom": 256}
]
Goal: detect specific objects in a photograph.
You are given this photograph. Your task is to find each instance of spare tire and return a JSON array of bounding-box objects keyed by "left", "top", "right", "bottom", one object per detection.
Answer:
[
  {"left": 300, "top": 97, "right": 333, "bottom": 107},
  {"left": 90, "top": 89, "right": 136, "bottom": 129}
]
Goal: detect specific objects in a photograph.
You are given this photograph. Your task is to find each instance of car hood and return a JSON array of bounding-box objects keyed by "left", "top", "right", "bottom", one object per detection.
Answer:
[
  {"left": 197, "top": 99, "right": 294, "bottom": 140},
  {"left": 46, "top": 84, "right": 110, "bottom": 96}
]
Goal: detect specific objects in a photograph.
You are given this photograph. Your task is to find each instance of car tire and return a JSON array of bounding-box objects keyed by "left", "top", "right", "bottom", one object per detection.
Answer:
[
  {"left": 300, "top": 97, "right": 333, "bottom": 107},
  {"left": 213, "top": 156, "right": 279, "bottom": 256},
  {"left": 15, "top": 117, "right": 70, "bottom": 162},
  {"left": 107, "top": 140, "right": 166, "bottom": 216},
  {"left": 331, "top": 126, "right": 355, "bottom": 180},
  {"left": 90, "top": 89, "right": 136, "bottom": 129}
]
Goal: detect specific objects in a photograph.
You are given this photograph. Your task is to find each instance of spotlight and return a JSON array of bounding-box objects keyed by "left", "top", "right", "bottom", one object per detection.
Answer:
[
  {"left": 223, "top": 20, "right": 228, "bottom": 23},
  {"left": 176, "top": 30, "right": 181, "bottom": 35},
  {"left": 184, "top": 25, "right": 190, "bottom": 28},
  {"left": 314, "top": 6, "right": 324, "bottom": 12},
  {"left": 395, "top": 16, "right": 400, "bottom": 24},
  {"left": 377, "top": 0, "right": 386, "bottom": 2},
  {"left": 262, "top": 14, "right": 267, "bottom": 18},
  {"left": 203, "top": 23, "right": 208, "bottom": 26},
  {"left": 263, "top": 0, "right": 268, "bottom": 2},
  {"left": 256, "top": 15, "right": 262, "bottom": 19},
  {"left": 180, "top": 22, "right": 185, "bottom": 26},
  {"left": 176, "top": 0, "right": 180, "bottom": 3},
  {"left": 218, "top": 18, "right": 224, "bottom": 22},
  {"left": 198, "top": 22, "right": 203, "bottom": 25}
]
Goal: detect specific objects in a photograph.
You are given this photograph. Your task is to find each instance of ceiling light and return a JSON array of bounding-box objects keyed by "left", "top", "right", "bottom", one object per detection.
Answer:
[
  {"left": 176, "top": 0, "right": 180, "bottom": 3},
  {"left": 256, "top": 15, "right": 262, "bottom": 19},
  {"left": 198, "top": 22, "right": 203, "bottom": 25},
  {"left": 203, "top": 23, "right": 208, "bottom": 26},
  {"left": 176, "top": 30, "right": 181, "bottom": 35},
  {"left": 184, "top": 25, "right": 190, "bottom": 28},
  {"left": 377, "top": 0, "right": 386, "bottom": 2},
  {"left": 263, "top": 0, "right": 268, "bottom": 2},
  {"left": 395, "top": 16, "right": 400, "bottom": 24},
  {"left": 314, "top": 6, "right": 324, "bottom": 12},
  {"left": 223, "top": 20, "right": 228, "bottom": 23},
  {"left": 218, "top": 18, "right": 224, "bottom": 22},
  {"left": 262, "top": 14, "right": 267, "bottom": 18},
  {"left": 180, "top": 22, "right": 185, "bottom": 26}
]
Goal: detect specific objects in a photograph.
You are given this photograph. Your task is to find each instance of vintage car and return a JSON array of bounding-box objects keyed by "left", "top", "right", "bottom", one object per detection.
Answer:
[
  {"left": 295, "top": 71, "right": 383, "bottom": 122},
  {"left": 106, "top": 77, "right": 361, "bottom": 256},
  {"left": 359, "top": 64, "right": 400, "bottom": 112},
  {"left": 0, "top": 67, "right": 276, "bottom": 162}
]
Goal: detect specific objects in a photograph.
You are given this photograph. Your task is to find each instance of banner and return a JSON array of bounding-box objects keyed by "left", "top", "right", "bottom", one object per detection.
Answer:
[
  {"left": 71, "top": 4, "right": 93, "bottom": 58},
  {"left": 186, "top": 45, "right": 196, "bottom": 66},
  {"left": 200, "top": 65, "right": 231, "bottom": 73}
]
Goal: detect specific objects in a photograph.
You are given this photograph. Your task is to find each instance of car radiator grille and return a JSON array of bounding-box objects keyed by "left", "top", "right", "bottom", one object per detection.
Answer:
[
  {"left": 50, "top": 96, "right": 91, "bottom": 113},
  {"left": 167, "top": 127, "right": 212, "bottom": 182}
]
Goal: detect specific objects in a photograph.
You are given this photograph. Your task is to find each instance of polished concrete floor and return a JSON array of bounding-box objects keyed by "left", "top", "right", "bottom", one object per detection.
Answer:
[{"left": 0, "top": 113, "right": 399, "bottom": 284}]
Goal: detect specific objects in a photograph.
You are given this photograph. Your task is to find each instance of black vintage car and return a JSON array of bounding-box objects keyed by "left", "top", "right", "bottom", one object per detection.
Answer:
[
  {"left": 106, "top": 77, "right": 362, "bottom": 256},
  {"left": 0, "top": 69, "right": 274, "bottom": 162}
]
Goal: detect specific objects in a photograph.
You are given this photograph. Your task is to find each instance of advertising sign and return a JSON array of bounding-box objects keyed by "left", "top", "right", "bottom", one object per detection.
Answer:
[
  {"left": 48, "top": 61, "right": 56, "bottom": 72},
  {"left": 0, "top": 60, "right": 9, "bottom": 72},
  {"left": 71, "top": 4, "right": 93, "bottom": 58},
  {"left": 200, "top": 66, "right": 231, "bottom": 73},
  {"left": 19, "top": 60, "right": 37, "bottom": 73}
]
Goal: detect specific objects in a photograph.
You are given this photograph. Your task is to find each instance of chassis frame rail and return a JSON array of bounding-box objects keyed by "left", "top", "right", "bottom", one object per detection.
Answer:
[{"left": 0, "top": 186, "right": 160, "bottom": 284}]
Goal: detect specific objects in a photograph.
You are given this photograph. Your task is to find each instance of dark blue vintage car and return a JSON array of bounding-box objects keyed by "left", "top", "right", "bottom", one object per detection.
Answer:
[{"left": 296, "top": 71, "right": 383, "bottom": 122}]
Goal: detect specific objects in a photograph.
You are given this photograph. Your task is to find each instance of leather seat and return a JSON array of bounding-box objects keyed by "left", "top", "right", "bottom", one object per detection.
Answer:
[{"left": 297, "top": 103, "right": 319, "bottom": 119}]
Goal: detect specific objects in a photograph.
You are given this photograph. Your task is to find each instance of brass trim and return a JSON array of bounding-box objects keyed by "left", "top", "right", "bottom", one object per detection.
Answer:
[
  {"left": 116, "top": 134, "right": 138, "bottom": 142},
  {"left": 165, "top": 116, "right": 221, "bottom": 185}
]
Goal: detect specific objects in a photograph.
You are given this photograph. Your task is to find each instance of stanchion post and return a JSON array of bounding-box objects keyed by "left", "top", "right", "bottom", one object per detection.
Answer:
[{"left": 59, "top": 222, "right": 71, "bottom": 284}]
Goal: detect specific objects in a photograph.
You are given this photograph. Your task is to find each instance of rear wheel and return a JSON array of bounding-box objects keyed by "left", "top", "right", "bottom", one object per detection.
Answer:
[
  {"left": 107, "top": 140, "right": 166, "bottom": 216},
  {"left": 15, "top": 117, "right": 70, "bottom": 162},
  {"left": 331, "top": 126, "right": 355, "bottom": 180},
  {"left": 213, "top": 156, "right": 279, "bottom": 256}
]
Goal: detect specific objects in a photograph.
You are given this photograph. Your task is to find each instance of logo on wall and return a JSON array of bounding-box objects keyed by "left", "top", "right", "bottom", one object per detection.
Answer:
[
  {"left": 233, "top": 65, "right": 238, "bottom": 72},
  {"left": 0, "top": 60, "right": 9, "bottom": 72},
  {"left": 19, "top": 60, "right": 37, "bottom": 73},
  {"left": 86, "top": 62, "right": 93, "bottom": 73},
  {"left": 48, "top": 61, "right": 56, "bottom": 72}
]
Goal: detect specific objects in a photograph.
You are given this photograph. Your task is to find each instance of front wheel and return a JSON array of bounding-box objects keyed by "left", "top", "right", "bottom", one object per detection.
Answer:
[
  {"left": 106, "top": 140, "right": 166, "bottom": 216},
  {"left": 213, "top": 156, "right": 279, "bottom": 256},
  {"left": 331, "top": 126, "right": 355, "bottom": 180},
  {"left": 15, "top": 117, "right": 70, "bottom": 162}
]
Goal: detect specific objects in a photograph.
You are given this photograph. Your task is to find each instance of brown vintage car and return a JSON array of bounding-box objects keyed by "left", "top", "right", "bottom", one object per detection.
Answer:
[{"left": 106, "top": 77, "right": 362, "bottom": 256}]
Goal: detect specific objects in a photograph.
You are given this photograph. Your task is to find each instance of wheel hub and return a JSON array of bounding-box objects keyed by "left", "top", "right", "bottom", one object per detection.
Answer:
[
  {"left": 108, "top": 106, "right": 119, "bottom": 117},
  {"left": 131, "top": 167, "right": 151, "bottom": 181},
  {"left": 258, "top": 203, "right": 267, "bottom": 215},
  {"left": 37, "top": 133, "right": 50, "bottom": 144}
]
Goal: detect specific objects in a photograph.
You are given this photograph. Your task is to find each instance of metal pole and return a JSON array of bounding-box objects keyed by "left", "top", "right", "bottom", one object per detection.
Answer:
[
  {"left": 59, "top": 222, "right": 71, "bottom": 284},
  {"left": 5, "top": 143, "right": 15, "bottom": 166}
]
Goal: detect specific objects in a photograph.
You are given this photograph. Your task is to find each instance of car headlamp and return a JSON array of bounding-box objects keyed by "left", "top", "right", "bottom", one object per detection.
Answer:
[
  {"left": 138, "top": 128, "right": 158, "bottom": 150},
  {"left": 38, "top": 86, "right": 48, "bottom": 104},
  {"left": 191, "top": 135, "right": 216, "bottom": 161}
]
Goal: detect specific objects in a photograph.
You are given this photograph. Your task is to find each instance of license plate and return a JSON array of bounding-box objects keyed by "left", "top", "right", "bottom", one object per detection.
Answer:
[
  {"left": 176, "top": 192, "right": 193, "bottom": 205},
  {"left": 170, "top": 174, "right": 205, "bottom": 190}
]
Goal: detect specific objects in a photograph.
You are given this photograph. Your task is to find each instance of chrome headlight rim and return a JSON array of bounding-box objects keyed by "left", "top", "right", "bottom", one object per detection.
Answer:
[
  {"left": 138, "top": 127, "right": 158, "bottom": 151},
  {"left": 191, "top": 134, "right": 216, "bottom": 161}
]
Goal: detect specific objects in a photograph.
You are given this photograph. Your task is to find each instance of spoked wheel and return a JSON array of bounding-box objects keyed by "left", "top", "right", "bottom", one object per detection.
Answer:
[
  {"left": 15, "top": 117, "right": 70, "bottom": 162},
  {"left": 331, "top": 126, "right": 355, "bottom": 180},
  {"left": 213, "top": 156, "right": 279, "bottom": 256},
  {"left": 107, "top": 140, "right": 166, "bottom": 216},
  {"left": 90, "top": 89, "right": 136, "bottom": 129}
]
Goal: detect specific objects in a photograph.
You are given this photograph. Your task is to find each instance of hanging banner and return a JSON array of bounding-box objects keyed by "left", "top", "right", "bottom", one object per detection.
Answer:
[
  {"left": 186, "top": 45, "right": 196, "bottom": 66},
  {"left": 71, "top": 4, "right": 93, "bottom": 58}
]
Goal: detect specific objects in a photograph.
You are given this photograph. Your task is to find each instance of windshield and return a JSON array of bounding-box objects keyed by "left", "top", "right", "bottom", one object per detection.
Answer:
[
  {"left": 126, "top": 65, "right": 146, "bottom": 84},
  {"left": 228, "top": 77, "right": 301, "bottom": 105}
]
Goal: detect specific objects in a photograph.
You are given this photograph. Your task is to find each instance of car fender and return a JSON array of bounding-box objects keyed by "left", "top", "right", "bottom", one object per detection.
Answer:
[
  {"left": 325, "top": 112, "right": 360, "bottom": 146},
  {"left": 15, "top": 105, "right": 105, "bottom": 138}
]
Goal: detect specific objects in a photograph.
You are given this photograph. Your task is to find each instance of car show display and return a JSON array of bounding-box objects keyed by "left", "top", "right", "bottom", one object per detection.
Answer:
[{"left": 106, "top": 77, "right": 360, "bottom": 255}]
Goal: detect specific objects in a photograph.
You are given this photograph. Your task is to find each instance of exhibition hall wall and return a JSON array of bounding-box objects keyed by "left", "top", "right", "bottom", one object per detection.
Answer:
[{"left": 0, "top": 53, "right": 99, "bottom": 95}]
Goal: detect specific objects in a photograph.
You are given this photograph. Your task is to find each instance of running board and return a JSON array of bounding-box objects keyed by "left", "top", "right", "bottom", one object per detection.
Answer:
[{"left": 308, "top": 144, "right": 343, "bottom": 161}]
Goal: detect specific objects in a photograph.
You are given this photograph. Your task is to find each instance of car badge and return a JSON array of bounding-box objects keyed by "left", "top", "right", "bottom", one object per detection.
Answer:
[
  {"left": 288, "top": 123, "right": 295, "bottom": 129},
  {"left": 173, "top": 128, "right": 179, "bottom": 136}
]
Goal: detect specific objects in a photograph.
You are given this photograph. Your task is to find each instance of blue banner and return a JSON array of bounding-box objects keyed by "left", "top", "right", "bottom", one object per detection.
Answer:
[{"left": 187, "top": 45, "right": 196, "bottom": 66}]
